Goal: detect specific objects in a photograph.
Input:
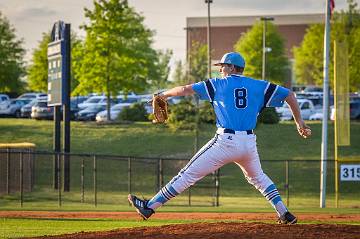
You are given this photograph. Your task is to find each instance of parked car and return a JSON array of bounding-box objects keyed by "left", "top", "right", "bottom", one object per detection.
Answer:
[
  {"left": 17, "top": 92, "right": 47, "bottom": 100},
  {"left": 76, "top": 105, "right": 106, "bottom": 121},
  {"left": 71, "top": 96, "right": 89, "bottom": 108},
  {"left": 78, "top": 96, "right": 117, "bottom": 110},
  {"left": 0, "top": 99, "right": 32, "bottom": 117},
  {"left": 116, "top": 95, "right": 139, "bottom": 104},
  {"left": 300, "top": 86, "right": 324, "bottom": 97},
  {"left": 276, "top": 99, "right": 318, "bottom": 121},
  {"left": 330, "top": 101, "right": 360, "bottom": 121},
  {"left": 0, "top": 94, "right": 10, "bottom": 104},
  {"left": 0, "top": 94, "right": 11, "bottom": 111},
  {"left": 31, "top": 100, "right": 53, "bottom": 120},
  {"left": 95, "top": 103, "right": 132, "bottom": 122},
  {"left": 309, "top": 112, "right": 324, "bottom": 120},
  {"left": 20, "top": 99, "right": 38, "bottom": 118}
]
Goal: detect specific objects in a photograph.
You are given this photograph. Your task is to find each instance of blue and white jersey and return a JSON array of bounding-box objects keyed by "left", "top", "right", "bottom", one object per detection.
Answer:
[{"left": 192, "top": 74, "right": 290, "bottom": 131}]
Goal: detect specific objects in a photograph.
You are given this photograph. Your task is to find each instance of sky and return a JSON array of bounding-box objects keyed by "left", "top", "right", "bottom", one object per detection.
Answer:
[{"left": 0, "top": 0, "right": 355, "bottom": 70}]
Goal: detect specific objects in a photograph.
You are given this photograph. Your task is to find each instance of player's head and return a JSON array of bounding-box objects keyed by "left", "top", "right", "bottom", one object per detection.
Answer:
[{"left": 214, "top": 52, "right": 245, "bottom": 77}]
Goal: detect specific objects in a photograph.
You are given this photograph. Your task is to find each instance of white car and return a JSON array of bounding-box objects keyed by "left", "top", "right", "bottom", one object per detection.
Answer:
[
  {"left": 0, "top": 94, "right": 11, "bottom": 111},
  {"left": 277, "top": 99, "right": 318, "bottom": 121},
  {"left": 95, "top": 103, "right": 132, "bottom": 122},
  {"left": 309, "top": 105, "right": 335, "bottom": 121},
  {"left": 0, "top": 99, "right": 32, "bottom": 117},
  {"left": 309, "top": 112, "right": 323, "bottom": 120},
  {"left": 78, "top": 96, "right": 116, "bottom": 109},
  {"left": 17, "top": 92, "right": 47, "bottom": 100},
  {"left": 0, "top": 94, "right": 10, "bottom": 104}
]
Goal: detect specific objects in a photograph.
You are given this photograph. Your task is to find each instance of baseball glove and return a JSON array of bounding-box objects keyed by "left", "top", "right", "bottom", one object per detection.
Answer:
[{"left": 152, "top": 94, "right": 168, "bottom": 123}]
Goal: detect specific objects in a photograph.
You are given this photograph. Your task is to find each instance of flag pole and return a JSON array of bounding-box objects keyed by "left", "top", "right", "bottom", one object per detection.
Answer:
[{"left": 320, "top": 0, "right": 332, "bottom": 208}]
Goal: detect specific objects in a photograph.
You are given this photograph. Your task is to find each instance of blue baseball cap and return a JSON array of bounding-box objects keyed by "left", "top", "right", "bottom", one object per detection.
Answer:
[{"left": 214, "top": 52, "right": 245, "bottom": 68}]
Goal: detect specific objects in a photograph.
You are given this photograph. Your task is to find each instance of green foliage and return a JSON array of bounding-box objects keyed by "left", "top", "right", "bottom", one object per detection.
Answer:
[
  {"left": 69, "top": 34, "right": 85, "bottom": 93},
  {"left": 27, "top": 31, "right": 84, "bottom": 93},
  {"left": 0, "top": 12, "right": 25, "bottom": 92},
  {"left": 348, "top": 27, "right": 360, "bottom": 91},
  {"left": 234, "top": 21, "right": 289, "bottom": 85},
  {"left": 167, "top": 99, "right": 196, "bottom": 130},
  {"left": 167, "top": 99, "right": 216, "bottom": 130},
  {"left": 27, "top": 33, "right": 51, "bottom": 92},
  {"left": 74, "top": 0, "right": 159, "bottom": 97},
  {"left": 148, "top": 49, "right": 173, "bottom": 90},
  {"left": 118, "top": 102, "right": 148, "bottom": 122},
  {"left": 257, "top": 107, "right": 280, "bottom": 124},
  {"left": 171, "top": 60, "right": 187, "bottom": 87},
  {"left": 189, "top": 41, "right": 208, "bottom": 83},
  {"left": 293, "top": 24, "right": 324, "bottom": 86},
  {"left": 294, "top": 1, "right": 360, "bottom": 91},
  {"left": 199, "top": 102, "right": 216, "bottom": 124}
]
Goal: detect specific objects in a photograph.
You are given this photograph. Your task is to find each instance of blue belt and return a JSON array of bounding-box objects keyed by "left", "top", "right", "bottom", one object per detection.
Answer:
[{"left": 223, "top": 128, "right": 253, "bottom": 135}]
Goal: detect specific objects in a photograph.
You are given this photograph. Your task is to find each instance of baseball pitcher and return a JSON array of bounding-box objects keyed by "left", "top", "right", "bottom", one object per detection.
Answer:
[{"left": 128, "top": 52, "right": 311, "bottom": 224}]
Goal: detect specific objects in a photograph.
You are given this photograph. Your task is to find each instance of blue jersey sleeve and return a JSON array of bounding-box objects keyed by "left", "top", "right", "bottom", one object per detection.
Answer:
[
  {"left": 268, "top": 85, "right": 290, "bottom": 107},
  {"left": 192, "top": 81, "right": 211, "bottom": 101}
]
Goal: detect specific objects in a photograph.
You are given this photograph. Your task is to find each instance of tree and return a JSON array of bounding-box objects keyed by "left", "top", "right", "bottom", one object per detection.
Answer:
[
  {"left": 27, "top": 33, "right": 50, "bottom": 92},
  {"left": 171, "top": 60, "right": 187, "bottom": 87},
  {"left": 27, "top": 31, "right": 84, "bottom": 93},
  {"left": 188, "top": 41, "right": 208, "bottom": 83},
  {"left": 74, "top": 0, "right": 159, "bottom": 120},
  {"left": 293, "top": 24, "right": 324, "bottom": 86},
  {"left": 171, "top": 41, "right": 208, "bottom": 88},
  {"left": 0, "top": 12, "right": 25, "bottom": 92},
  {"left": 234, "top": 21, "right": 289, "bottom": 85},
  {"left": 294, "top": 0, "right": 360, "bottom": 91},
  {"left": 148, "top": 49, "right": 172, "bottom": 91}
]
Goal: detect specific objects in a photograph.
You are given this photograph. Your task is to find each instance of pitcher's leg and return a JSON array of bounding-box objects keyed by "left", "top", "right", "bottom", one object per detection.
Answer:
[
  {"left": 234, "top": 144, "right": 288, "bottom": 218},
  {"left": 147, "top": 134, "right": 225, "bottom": 210}
]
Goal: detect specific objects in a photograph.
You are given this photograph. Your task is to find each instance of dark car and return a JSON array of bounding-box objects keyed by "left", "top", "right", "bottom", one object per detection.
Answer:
[
  {"left": 71, "top": 96, "right": 89, "bottom": 107},
  {"left": 350, "top": 101, "right": 360, "bottom": 119},
  {"left": 75, "top": 105, "right": 106, "bottom": 121}
]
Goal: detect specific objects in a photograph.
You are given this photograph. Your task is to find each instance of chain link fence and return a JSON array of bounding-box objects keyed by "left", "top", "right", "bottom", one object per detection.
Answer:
[{"left": 0, "top": 150, "right": 358, "bottom": 209}]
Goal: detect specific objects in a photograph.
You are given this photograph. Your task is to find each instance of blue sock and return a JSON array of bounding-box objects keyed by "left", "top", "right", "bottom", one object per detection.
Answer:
[
  {"left": 147, "top": 183, "right": 179, "bottom": 210},
  {"left": 262, "top": 184, "right": 287, "bottom": 216}
]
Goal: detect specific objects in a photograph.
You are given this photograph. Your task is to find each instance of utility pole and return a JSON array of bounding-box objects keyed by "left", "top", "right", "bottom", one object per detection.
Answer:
[
  {"left": 260, "top": 17, "right": 274, "bottom": 80},
  {"left": 206, "top": 0, "right": 213, "bottom": 79}
]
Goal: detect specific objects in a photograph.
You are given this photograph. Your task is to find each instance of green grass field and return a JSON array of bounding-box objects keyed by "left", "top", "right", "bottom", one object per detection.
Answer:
[
  {"left": 0, "top": 119, "right": 359, "bottom": 238},
  {"left": 1, "top": 118, "right": 359, "bottom": 159},
  {"left": 0, "top": 217, "right": 197, "bottom": 238}
]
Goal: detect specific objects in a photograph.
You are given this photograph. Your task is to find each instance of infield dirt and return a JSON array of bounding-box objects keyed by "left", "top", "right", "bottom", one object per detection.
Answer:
[{"left": 1, "top": 211, "right": 359, "bottom": 239}]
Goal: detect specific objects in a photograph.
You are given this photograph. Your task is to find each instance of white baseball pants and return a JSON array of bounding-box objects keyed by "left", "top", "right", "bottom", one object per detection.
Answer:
[{"left": 169, "top": 128, "right": 274, "bottom": 194}]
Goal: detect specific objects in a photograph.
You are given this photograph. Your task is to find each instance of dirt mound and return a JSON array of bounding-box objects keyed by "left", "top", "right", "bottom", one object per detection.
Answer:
[
  {"left": 29, "top": 222, "right": 360, "bottom": 239},
  {"left": 3, "top": 211, "right": 358, "bottom": 239},
  {"left": 1, "top": 211, "right": 359, "bottom": 223}
]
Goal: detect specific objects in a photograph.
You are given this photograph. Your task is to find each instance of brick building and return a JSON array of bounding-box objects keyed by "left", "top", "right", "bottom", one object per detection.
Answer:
[{"left": 185, "top": 13, "right": 324, "bottom": 83}]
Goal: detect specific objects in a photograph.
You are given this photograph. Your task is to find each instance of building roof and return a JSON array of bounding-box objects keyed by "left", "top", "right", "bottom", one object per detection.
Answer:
[{"left": 187, "top": 13, "right": 324, "bottom": 28}]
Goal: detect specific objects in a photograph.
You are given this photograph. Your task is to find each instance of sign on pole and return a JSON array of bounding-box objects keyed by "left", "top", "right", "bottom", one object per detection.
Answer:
[
  {"left": 47, "top": 21, "right": 71, "bottom": 192},
  {"left": 47, "top": 21, "right": 70, "bottom": 106}
]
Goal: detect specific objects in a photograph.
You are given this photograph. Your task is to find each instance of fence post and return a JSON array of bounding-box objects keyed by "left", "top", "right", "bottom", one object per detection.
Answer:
[
  {"left": 81, "top": 158, "right": 84, "bottom": 203},
  {"left": 128, "top": 157, "right": 131, "bottom": 195},
  {"left": 6, "top": 148, "right": 10, "bottom": 194},
  {"left": 93, "top": 155, "right": 97, "bottom": 207},
  {"left": 57, "top": 153, "right": 62, "bottom": 207},
  {"left": 215, "top": 169, "right": 220, "bottom": 207},
  {"left": 285, "top": 160, "right": 289, "bottom": 207},
  {"left": 188, "top": 187, "right": 191, "bottom": 206},
  {"left": 158, "top": 158, "right": 163, "bottom": 191},
  {"left": 20, "top": 152, "right": 23, "bottom": 207}
]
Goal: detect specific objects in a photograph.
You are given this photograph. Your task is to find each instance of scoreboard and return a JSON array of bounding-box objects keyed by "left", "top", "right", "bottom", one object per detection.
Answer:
[{"left": 47, "top": 40, "right": 65, "bottom": 106}]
